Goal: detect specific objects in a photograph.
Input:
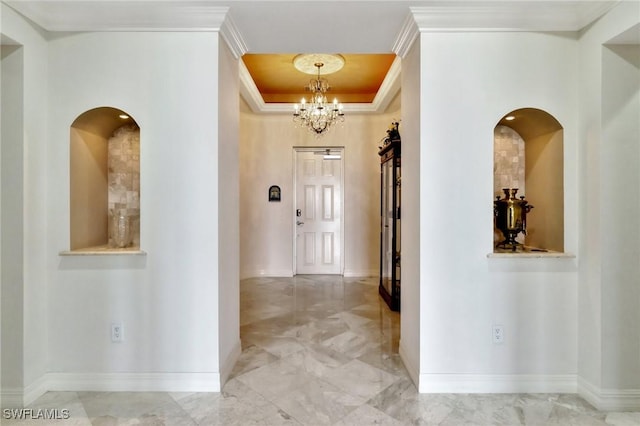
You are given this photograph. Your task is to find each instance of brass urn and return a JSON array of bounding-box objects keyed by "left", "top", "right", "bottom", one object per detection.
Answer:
[{"left": 494, "top": 188, "right": 533, "bottom": 251}]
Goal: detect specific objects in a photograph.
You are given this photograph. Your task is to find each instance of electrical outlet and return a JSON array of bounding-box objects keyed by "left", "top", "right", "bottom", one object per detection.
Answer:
[
  {"left": 492, "top": 325, "right": 504, "bottom": 344},
  {"left": 111, "top": 323, "right": 124, "bottom": 343}
]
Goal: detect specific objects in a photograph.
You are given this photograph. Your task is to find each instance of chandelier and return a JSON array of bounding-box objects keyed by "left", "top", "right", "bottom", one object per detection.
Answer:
[{"left": 292, "top": 54, "right": 345, "bottom": 136}]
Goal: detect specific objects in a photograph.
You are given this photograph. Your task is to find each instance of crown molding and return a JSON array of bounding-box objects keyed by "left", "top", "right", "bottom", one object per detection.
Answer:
[
  {"left": 410, "top": 0, "right": 618, "bottom": 31},
  {"left": 6, "top": 1, "right": 620, "bottom": 36},
  {"left": 239, "top": 56, "right": 401, "bottom": 115},
  {"left": 391, "top": 1, "right": 619, "bottom": 57},
  {"left": 248, "top": 102, "right": 385, "bottom": 114},
  {"left": 370, "top": 55, "right": 402, "bottom": 112},
  {"left": 5, "top": 2, "right": 229, "bottom": 32},
  {"left": 239, "top": 59, "right": 269, "bottom": 113},
  {"left": 221, "top": 15, "right": 248, "bottom": 59},
  {"left": 392, "top": 13, "right": 419, "bottom": 58},
  {"left": 409, "top": 1, "right": 619, "bottom": 32}
]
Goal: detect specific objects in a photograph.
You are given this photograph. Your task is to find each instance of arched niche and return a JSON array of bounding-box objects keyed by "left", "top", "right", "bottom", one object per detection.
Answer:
[
  {"left": 494, "top": 107, "right": 564, "bottom": 252},
  {"left": 70, "top": 106, "right": 140, "bottom": 251}
]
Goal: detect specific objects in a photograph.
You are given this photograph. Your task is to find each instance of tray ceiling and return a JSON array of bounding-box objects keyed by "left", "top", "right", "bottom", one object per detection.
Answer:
[{"left": 242, "top": 53, "right": 397, "bottom": 104}]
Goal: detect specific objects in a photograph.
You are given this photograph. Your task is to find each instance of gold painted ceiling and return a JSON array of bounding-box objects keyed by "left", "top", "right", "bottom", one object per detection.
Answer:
[{"left": 242, "top": 53, "right": 397, "bottom": 104}]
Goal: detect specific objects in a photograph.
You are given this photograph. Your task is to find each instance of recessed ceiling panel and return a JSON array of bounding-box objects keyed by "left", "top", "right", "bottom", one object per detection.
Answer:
[{"left": 242, "top": 53, "right": 397, "bottom": 103}]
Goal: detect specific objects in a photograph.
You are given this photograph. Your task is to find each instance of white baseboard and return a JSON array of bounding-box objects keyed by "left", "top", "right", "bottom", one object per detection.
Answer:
[
  {"left": 240, "top": 269, "right": 376, "bottom": 279},
  {"left": 23, "top": 374, "right": 50, "bottom": 407},
  {"left": 418, "top": 373, "right": 577, "bottom": 394},
  {"left": 10, "top": 371, "right": 225, "bottom": 407},
  {"left": 44, "top": 372, "right": 221, "bottom": 393},
  {"left": 220, "top": 339, "right": 242, "bottom": 387},
  {"left": 240, "top": 269, "right": 293, "bottom": 279},
  {"left": 398, "top": 339, "right": 419, "bottom": 389},
  {"left": 578, "top": 377, "right": 640, "bottom": 411},
  {"left": 1, "top": 388, "right": 23, "bottom": 409},
  {"left": 343, "top": 270, "right": 377, "bottom": 278}
]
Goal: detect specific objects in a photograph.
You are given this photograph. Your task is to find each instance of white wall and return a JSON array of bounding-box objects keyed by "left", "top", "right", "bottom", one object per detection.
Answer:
[
  {"left": 1, "top": 41, "right": 25, "bottom": 406},
  {"left": 416, "top": 31, "right": 579, "bottom": 392},
  {"left": 1, "top": 4, "right": 49, "bottom": 406},
  {"left": 3, "top": 0, "right": 638, "bottom": 410},
  {"left": 217, "top": 35, "right": 241, "bottom": 385},
  {"left": 577, "top": 1, "right": 640, "bottom": 410},
  {"left": 47, "top": 31, "right": 221, "bottom": 390},
  {"left": 239, "top": 96, "right": 401, "bottom": 279},
  {"left": 601, "top": 43, "right": 640, "bottom": 391},
  {"left": 399, "top": 38, "right": 421, "bottom": 388}
]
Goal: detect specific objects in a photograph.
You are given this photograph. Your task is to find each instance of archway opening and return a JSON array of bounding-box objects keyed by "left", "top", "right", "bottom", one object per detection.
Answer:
[
  {"left": 494, "top": 108, "right": 564, "bottom": 252},
  {"left": 70, "top": 106, "right": 140, "bottom": 251}
]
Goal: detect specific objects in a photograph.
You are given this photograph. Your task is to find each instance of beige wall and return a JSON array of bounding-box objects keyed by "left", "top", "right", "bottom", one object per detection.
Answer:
[
  {"left": 239, "top": 95, "right": 401, "bottom": 278},
  {"left": 70, "top": 127, "right": 108, "bottom": 250},
  {"left": 525, "top": 129, "right": 564, "bottom": 252}
]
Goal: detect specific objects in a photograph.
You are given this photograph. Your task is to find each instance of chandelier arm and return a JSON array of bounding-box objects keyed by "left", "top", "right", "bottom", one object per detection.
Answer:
[{"left": 292, "top": 59, "right": 344, "bottom": 136}]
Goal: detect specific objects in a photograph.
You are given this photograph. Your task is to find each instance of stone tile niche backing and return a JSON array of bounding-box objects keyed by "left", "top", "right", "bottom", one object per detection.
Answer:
[
  {"left": 494, "top": 125, "right": 525, "bottom": 194},
  {"left": 494, "top": 125, "right": 525, "bottom": 245},
  {"left": 108, "top": 125, "right": 140, "bottom": 247}
]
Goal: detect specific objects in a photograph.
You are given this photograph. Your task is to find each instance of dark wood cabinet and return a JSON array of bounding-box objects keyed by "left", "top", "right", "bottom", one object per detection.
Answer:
[{"left": 379, "top": 137, "right": 400, "bottom": 311}]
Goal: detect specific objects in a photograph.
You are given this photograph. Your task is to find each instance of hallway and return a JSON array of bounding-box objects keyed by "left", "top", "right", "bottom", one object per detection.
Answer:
[{"left": 6, "top": 276, "right": 638, "bottom": 425}]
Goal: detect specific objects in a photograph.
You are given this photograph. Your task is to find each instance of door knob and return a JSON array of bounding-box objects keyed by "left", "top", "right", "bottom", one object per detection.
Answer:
[{"left": 296, "top": 221, "right": 305, "bottom": 226}]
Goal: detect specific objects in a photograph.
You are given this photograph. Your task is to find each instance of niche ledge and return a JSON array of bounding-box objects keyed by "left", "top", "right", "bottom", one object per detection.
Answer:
[
  {"left": 487, "top": 247, "right": 575, "bottom": 259},
  {"left": 59, "top": 245, "right": 146, "bottom": 256}
]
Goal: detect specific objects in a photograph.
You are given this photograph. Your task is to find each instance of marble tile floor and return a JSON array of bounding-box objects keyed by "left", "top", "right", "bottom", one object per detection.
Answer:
[{"left": 6, "top": 275, "right": 639, "bottom": 425}]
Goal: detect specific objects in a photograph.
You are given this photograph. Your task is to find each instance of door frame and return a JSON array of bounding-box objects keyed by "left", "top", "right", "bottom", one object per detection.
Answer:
[{"left": 292, "top": 146, "right": 345, "bottom": 276}]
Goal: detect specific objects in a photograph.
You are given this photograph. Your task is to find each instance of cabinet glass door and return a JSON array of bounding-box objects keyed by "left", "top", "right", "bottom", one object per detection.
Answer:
[
  {"left": 395, "top": 161, "right": 400, "bottom": 290},
  {"left": 381, "top": 159, "right": 394, "bottom": 296},
  {"left": 379, "top": 135, "right": 400, "bottom": 311}
]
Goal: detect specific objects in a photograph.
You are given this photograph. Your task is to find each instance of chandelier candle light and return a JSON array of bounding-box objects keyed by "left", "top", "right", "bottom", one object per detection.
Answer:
[{"left": 292, "top": 53, "right": 345, "bottom": 136}]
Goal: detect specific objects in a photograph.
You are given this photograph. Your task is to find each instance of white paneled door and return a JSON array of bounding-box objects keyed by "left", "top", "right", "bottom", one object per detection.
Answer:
[{"left": 294, "top": 148, "right": 343, "bottom": 275}]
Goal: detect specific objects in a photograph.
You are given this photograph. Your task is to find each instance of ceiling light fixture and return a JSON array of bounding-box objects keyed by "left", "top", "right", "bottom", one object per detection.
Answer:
[{"left": 293, "top": 54, "right": 345, "bottom": 136}]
